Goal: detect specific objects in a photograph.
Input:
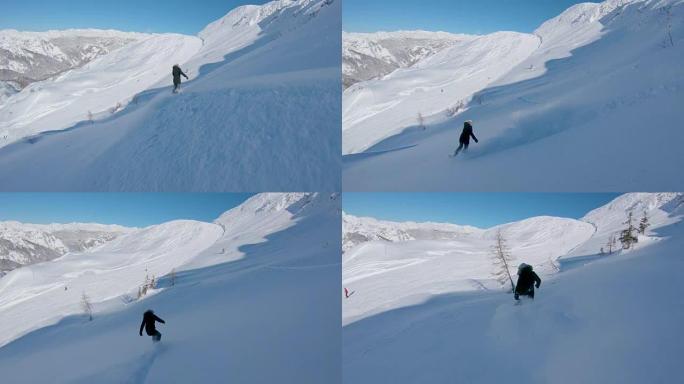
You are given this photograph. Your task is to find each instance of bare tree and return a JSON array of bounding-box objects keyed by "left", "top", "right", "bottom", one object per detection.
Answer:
[
  {"left": 446, "top": 100, "right": 465, "bottom": 117},
  {"left": 87, "top": 110, "right": 93, "bottom": 124},
  {"left": 605, "top": 233, "right": 618, "bottom": 254},
  {"left": 417, "top": 113, "right": 425, "bottom": 130},
  {"left": 110, "top": 102, "right": 122, "bottom": 114},
  {"left": 638, "top": 211, "right": 650, "bottom": 234},
  {"left": 170, "top": 269, "right": 177, "bottom": 286},
  {"left": 662, "top": 6, "right": 674, "bottom": 47},
  {"left": 81, "top": 292, "right": 93, "bottom": 321},
  {"left": 491, "top": 230, "right": 515, "bottom": 291}
]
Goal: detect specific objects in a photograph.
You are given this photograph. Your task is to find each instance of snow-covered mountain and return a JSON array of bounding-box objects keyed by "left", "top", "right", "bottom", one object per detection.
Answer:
[
  {"left": 342, "top": 212, "right": 480, "bottom": 252},
  {"left": 0, "top": 222, "right": 131, "bottom": 275},
  {"left": 342, "top": 31, "right": 470, "bottom": 89},
  {"left": 343, "top": 193, "right": 684, "bottom": 323},
  {"left": 0, "top": 192, "right": 340, "bottom": 383},
  {"left": 0, "top": 29, "right": 146, "bottom": 92},
  {"left": 0, "top": 0, "right": 340, "bottom": 191},
  {"left": 343, "top": 192, "right": 684, "bottom": 383},
  {"left": 343, "top": 0, "right": 684, "bottom": 191}
]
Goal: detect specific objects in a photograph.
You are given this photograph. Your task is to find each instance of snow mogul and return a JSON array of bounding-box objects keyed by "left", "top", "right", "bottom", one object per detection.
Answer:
[
  {"left": 451, "top": 120, "right": 478, "bottom": 157},
  {"left": 139, "top": 309, "right": 166, "bottom": 342},
  {"left": 172, "top": 64, "right": 189, "bottom": 93},
  {"left": 514, "top": 263, "right": 541, "bottom": 301}
]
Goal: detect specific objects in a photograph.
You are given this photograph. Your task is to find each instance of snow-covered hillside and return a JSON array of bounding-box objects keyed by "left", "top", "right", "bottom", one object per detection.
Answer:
[
  {"left": 343, "top": 31, "right": 539, "bottom": 154},
  {"left": 0, "top": 222, "right": 131, "bottom": 275},
  {"left": 0, "top": 193, "right": 341, "bottom": 383},
  {"left": 342, "top": 31, "right": 470, "bottom": 89},
  {"left": 0, "top": 0, "right": 340, "bottom": 191},
  {"left": 343, "top": 0, "right": 684, "bottom": 191},
  {"left": 342, "top": 193, "right": 683, "bottom": 323},
  {"left": 0, "top": 33, "right": 201, "bottom": 144},
  {"left": 343, "top": 193, "right": 684, "bottom": 383},
  {"left": 0, "top": 29, "right": 145, "bottom": 90}
]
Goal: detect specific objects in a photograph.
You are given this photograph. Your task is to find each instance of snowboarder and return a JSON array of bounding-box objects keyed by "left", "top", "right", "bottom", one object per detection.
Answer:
[
  {"left": 514, "top": 263, "right": 541, "bottom": 300},
  {"left": 451, "top": 120, "right": 478, "bottom": 157},
  {"left": 172, "top": 64, "right": 188, "bottom": 93},
  {"left": 139, "top": 309, "right": 165, "bottom": 342}
]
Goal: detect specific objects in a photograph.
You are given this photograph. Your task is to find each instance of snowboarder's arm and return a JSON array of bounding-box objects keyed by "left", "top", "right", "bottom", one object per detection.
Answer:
[
  {"left": 533, "top": 272, "right": 541, "bottom": 288},
  {"left": 181, "top": 70, "right": 188, "bottom": 79},
  {"left": 154, "top": 315, "right": 165, "bottom": 324},
  {"left": 471, "top": 132, "right": 478, "bottom": 143},
  {"left": 139, "top": 319, "right": 145, "bottom": 336}
]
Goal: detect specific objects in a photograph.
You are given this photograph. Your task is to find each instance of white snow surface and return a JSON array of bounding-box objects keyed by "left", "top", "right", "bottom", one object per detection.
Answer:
[
  {"left": 343, "top": 0, "right": 684, "bottom": 190},
  {"left": 343, "top": 31, "right": 540, "bottom": 154},
  {"left": 0, "top": 192, "right": 341, "bottom": 383},
  {"left": 343, "top": 192, "right": 684, "bottom": 383},
  {"left": 0, "top": 34, "right": 202, "bottom": 144},
  {"left": 0, "top": 0, "right": 340, "bottom": 191}
]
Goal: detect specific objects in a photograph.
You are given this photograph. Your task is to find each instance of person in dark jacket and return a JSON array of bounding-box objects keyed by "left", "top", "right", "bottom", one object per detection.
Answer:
[
  {"left": 139, "top": 309, "right": 165, "bottom": 342},
  {"left": 172, "top": 64, "right": 188, "bottom": 93},
  {"left": 514, "top": 263, "right": 541, "bottom": 300},
  {"left": 452, "top": 120, "right": 478, "bottom": 157}
]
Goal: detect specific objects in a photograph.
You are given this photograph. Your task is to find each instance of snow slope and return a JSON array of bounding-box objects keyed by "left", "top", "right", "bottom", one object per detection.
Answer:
[
  {"left": 342, "top": 193, "right": 683, "bottom": 323},
  {"left": 343, "top": 0, "right": 684, "bottom": 190},
  {"left": 342, "top": 31, "right": 470, "bottom": 88},
  {"left": 0, "top": 220, "right": 222, "bottom": 347},
  {"left": 343, "top": 214, "right": 596, "bottom": 323},
  {"left": 343, "top": 193, "right": 684, "bottom": 383},
  {"left": 0, "top": 193, "right": 341, "bottom": 383},
  {"left": 343, "top": 31, "right": 539, "bottom": 154},
  {"left": 0, "top": 0, "right": 340, "bottom": 191},
  {"left": 0, "top": 33, "right": 201, "bottom": 145}
]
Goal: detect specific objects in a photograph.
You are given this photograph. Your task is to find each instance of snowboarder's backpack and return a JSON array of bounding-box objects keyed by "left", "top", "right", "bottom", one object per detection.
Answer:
[{"left": 518, "top": 263, "right": 532, "bottom": 275}]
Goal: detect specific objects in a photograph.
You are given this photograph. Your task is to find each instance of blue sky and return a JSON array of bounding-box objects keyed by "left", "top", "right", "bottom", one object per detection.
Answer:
[
  {"left": 0, "top": 193, "right": 255, "bottom": 227},
  {"left": 1, "top": 0, "right": 269, "bottom": 35},
  {"left": 343, "top": 193, "right": 621, "bottom": 228},
  {"left": 344, "top": 0, "right": 599, "bottom": 34}
]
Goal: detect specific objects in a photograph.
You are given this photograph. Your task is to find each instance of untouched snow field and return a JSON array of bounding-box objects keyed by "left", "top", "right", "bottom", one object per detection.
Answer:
[
  {"left": 0, "top": 0, "right": 341, "bottom": 191},
  {"left": 342, "top": 193, "right": 684, "bottom": 383},
  {"left": 343, "top": 0, "right": 684, "bottom": 191},
  {"left": 0, "top": 193, "right": 341, "bottom": 383}
]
